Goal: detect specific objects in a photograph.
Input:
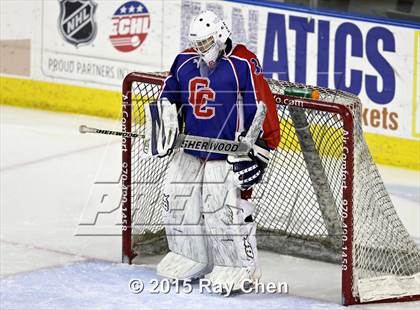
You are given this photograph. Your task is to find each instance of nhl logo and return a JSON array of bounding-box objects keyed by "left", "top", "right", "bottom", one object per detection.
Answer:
[{"left": 58, "top": 0, "right": 97, "bottom": 46}]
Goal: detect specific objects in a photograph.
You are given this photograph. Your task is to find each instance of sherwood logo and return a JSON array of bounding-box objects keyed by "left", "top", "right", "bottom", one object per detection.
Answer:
[{"left": 181, "top": 138, "right": 239, "bottom": 153}]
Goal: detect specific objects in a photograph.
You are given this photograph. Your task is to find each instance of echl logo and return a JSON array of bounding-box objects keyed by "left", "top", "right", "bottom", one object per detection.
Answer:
[
  {"left": 58, "top": 0, "right": 97, "bottom": 46},
  {"left": 110, "top": 1, "right": 150, "bottom": 52}
]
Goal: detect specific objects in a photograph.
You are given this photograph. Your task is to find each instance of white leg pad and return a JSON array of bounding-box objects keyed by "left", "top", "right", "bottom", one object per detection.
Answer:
[
  {"left": 157, "top": 252, "right": 212, "bottom": 280},
  {"left": 202, "top": 161, "right": 261, "bottom": 291},
  {"left": 163, "top": 151, "right": 209, "bottom": 264},
  {"left": 158, "top": 151, "right": 213, "bottom": 279},
  {"left": 206, "top": 264, "right": 260, "bottom": 292}
]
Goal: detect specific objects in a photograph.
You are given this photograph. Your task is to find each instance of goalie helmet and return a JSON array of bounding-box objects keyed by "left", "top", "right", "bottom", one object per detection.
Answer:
[{"left": 188, "top": 11, "right": 231, "bottom": 68}]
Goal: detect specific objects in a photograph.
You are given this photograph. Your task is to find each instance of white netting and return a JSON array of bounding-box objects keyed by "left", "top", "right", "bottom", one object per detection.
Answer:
[
  {"left": 125, "top": 73, "right": 420, "bottom": 302},
  {"left": 351, "top": 103, "right": 420, "bottom": 302}
]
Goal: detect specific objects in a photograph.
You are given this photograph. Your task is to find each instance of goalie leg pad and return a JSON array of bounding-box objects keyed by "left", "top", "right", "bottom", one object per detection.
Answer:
[
  {"left": 157, "top": 151, "right": 212, "bottom": 280},
  {"left": 206, "top": 265, "right": 256, "bottom": 293},
  {"left": 202, "top": 160, "right": 261, "bottom": 290},
  {"left": 157, "top": 252, "right": 213, "bottom": 280}
]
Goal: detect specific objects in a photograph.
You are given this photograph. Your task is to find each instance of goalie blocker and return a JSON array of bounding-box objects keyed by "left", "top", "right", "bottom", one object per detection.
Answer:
[{"left": 144, "top": 98, "right": 179, "bottom": 158}]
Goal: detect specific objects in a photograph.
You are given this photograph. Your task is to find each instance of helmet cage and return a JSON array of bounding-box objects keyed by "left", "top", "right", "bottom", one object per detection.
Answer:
[{"left": 192, "top": 35, "right": 216, "bottom": 54}]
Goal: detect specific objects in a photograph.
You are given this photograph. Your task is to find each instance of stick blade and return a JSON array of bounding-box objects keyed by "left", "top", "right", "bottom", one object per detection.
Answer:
[{"left": 241, "top": 101, "right": 267, "bottom": 148}]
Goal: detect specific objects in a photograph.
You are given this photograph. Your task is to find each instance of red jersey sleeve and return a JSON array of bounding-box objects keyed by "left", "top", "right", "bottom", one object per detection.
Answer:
[{"left": 232, "top": 45, "right": 280, "bottom": 149}]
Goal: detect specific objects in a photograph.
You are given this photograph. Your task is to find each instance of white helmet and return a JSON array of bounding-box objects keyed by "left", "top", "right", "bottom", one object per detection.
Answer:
[{"left": 188, "top": 11, "right": 231, "bottom": 67}]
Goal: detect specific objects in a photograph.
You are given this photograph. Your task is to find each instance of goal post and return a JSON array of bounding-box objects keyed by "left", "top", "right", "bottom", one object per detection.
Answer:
[{"left": 121, "top": 72, "right": 420, "bottom": 305}]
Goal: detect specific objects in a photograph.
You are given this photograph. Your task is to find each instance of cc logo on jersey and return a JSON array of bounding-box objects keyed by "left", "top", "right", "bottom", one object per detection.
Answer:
[{"left": 188, "top": 77, "right": 216, "bottom": 119}]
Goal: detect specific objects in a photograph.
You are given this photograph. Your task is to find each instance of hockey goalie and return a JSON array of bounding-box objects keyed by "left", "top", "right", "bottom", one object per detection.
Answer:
[{"left": 147, "top": 11, "right": 280, "bottom": 292}]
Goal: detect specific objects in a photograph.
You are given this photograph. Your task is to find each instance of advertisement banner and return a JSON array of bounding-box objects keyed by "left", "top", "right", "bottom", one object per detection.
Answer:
[
  {"left": 176, "top": 0, "right": 419, "bottom": 141},
  {"left": 37, "top": 0, "right": 420, "bottom": 141},
  {"left": 41, "top": 0, "right": 166, "bottom": 87}
]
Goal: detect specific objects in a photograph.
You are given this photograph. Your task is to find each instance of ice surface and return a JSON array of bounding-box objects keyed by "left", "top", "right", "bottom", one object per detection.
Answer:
[
  {"left": 1, "top": 260, "right": 346, "bottom": 310},
  {"left": 1, "top": 106, "right": 419, "bottom": 309}
]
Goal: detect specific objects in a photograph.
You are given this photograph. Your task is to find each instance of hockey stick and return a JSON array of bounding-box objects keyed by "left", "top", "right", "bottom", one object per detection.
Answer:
[
  {"left": 240, "top": 101, "right": 267, "bottom": 149},
  {"left": 176, "top": 101, "right": 266, "bottom": 155},
  {"left": 79, "top": 125, "right": 139, "bottom": 138},
  {"left": 79, "top": 102, "right": 267, "bottom": 156},
  {"left": 80, "top": 125, "right": 248, "bottom": 155}
]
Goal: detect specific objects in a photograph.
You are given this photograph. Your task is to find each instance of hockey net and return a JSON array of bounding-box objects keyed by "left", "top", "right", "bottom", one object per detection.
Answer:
[{"left": 121, "top": 72, "right": 420, "bottom": 305}]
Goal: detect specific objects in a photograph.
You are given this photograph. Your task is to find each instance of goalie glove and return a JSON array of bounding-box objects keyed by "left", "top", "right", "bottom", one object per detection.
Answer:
[
  {"left": 250, "top": 138, "right": 272, "bottom": 170},
  {"left": 144, "top": 98, "right": 179, "bottom": 158},
  {"left": 227, "top": 154, "right": 262, "bottom": 190},
  {"left": 227, "top": 138, "right": 272, "bottom": 190}
]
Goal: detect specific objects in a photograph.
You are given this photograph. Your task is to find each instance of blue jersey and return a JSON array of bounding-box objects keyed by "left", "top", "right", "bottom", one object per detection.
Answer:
[{"left": 160, "top": 44, "right": 279, "bottom": 160}]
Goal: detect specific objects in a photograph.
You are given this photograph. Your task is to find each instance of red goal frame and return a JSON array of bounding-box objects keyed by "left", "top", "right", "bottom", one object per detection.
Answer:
[{"left": 121, "top": 72, "right": 420, "bottom": 306}]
